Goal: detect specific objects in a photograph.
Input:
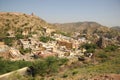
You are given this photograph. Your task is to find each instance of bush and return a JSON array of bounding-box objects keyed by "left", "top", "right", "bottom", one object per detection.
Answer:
[
  {"left": 39, "top": 36, "right": 55, "bottom": 43},
  {"left": 33, "top": 61, "right": 47, "bottom": 76},
  {"left": 72, "top": 71, "right": 78, "bottom": 75},
  {"left": 62, "top": 74, "right": 68, "bottom": 78},
  {"left": 33, "top": 56, "right": 59, "bottom": 76},
  {"left": 82, "top": 43, "right": 96, "bottom": 53},
  {"left": 97, "top": 52, "right": 108, "bottom": 62},
  {"left": 45, "top": 56, "right": 59, "bottom": 74},
  {"left": 15, "top": 33, "right": 24, "bottom": 39},
  {"left": 104, "top": 45, "right": 118, "bottom": 52},
  {"left": 19, "top": 48, "right": 31, "bottom": 54},
  {"left": 59, "top": 58, "right": 68, "bottom": 65},
  {"left": 98, "top": 52, "right": 108, "bottom": 58},
  {"left": 0, "top": 60, "right": 32, "bottom": 75},
  {"left": 82, "top": 43, "right": 96, "bottom": 50},
  {"left": 86, "top": 48, "right": 95, "bottom": 53},
  {"left": 4, "top": 37, "right": 14, "bottom": 46},
  {"left": 59, "top": 32, "right": 71, "bottom": 37}
]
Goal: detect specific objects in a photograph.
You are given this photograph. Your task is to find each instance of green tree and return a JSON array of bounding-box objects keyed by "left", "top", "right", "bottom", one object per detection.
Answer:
[
  {"left": 33, "top": 56, "right": 60, "bottom": 76},
  {"left": 45, "top": 56, "right": 59, "bottom": 74},
  {"left": 82, "top": 43, "right": 96, "bottom": 53},
  {"left": 33, "top": 61, "right": 47, "bottom": 76},
  {"left": 39, "top": 36, "right": 55, "bottom": 43}
]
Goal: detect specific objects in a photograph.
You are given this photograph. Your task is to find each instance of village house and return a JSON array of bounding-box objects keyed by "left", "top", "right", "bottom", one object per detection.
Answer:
[
  {"left": 43, "top": 27, "right": 56, "bottom": 36},
  {"left": 18, "top": 39, "right": 30, "bottom": 49},
  {"left": 9, "top": 47, "right": 23, "bottom": 60},
  {"left": 40, "top": 41, "right": 57, "bottom": 52},
  {"left": 57, "top": 40, "right": 73, "bottom": 50},
  {"left": 18, "top": 38, "right": 41, "bottom": 50}
]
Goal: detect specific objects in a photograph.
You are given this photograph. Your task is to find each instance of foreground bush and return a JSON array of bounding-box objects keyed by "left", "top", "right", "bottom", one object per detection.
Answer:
[
  {"left": 0, "top": 56, "right": 68, "bottom": 77},
  {"left": 32, "top": 56, "right": 68, "bottom": 76},
  {"left": 104, "top": 45, "right": 118, "bottom": 52},
  {"left": 0, "top": 60, "right": 32, "bottom": 75}
]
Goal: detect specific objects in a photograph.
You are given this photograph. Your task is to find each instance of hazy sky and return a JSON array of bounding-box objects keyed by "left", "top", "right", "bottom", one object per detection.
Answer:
[{"left": 0, "top": 0, "right": 120, "bottom": 27}]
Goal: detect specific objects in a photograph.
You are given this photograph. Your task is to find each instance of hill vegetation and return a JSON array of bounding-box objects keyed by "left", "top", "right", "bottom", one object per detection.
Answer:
[{"left": 0, "top": 12, "right": 53, "bottom": 39}]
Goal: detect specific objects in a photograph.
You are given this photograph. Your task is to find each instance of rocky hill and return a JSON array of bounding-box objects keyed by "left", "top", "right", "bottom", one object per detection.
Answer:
[{"left": 0, "top": 12, "right": 53, "bottom": 38}]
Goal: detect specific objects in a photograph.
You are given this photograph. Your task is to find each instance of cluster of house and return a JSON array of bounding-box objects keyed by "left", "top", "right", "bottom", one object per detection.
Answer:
[
  {"left": 17, "top": 33, "right": 88, "bottom": 59},
  {"left": 0, "top": 31, "right": 90, "bottom": 61},
  {"left": 1, "top": 27, "right": 120, "bottom": 61}
]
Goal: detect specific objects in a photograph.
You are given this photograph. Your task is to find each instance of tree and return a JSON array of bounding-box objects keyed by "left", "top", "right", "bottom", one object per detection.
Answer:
[
  {"left": 32, "top": 56, "right": 61, "bottom": 76},
  {"left": 82, "top": 43, "right": 97, "bottom": 53},
  {"left": 33, "top": 61, "right": 47, "bottom": 76},
  {"left": 45, "top": 56, "right": 59, "bottom": 74}
]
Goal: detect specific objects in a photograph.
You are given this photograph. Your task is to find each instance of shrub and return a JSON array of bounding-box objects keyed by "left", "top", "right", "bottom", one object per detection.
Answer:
[
  {"left": 97, "top": 52, "right": 108, "bottom": 62},
  {"left": 72, "top": 71, "right": 78, "bottom": 75},
  {"left": 59, "top": 58, "right": 68, "bottom": 65},
  {"left": 104, "top": 45, "right": 118, "bottom": 52},
  {"left": 82, "top": 43, "right": 96, "bottom": 50},
  {"left": 0, "top": 60, "right": 32, "bottom": 75},
  {"left": 86, "top": 48, "right": 95, "bottom": 53},
  {"left": 19, "top": 48, "right": 31, "bottom": 54},
  {"left": 62, "top": 74, "right": 68, "bottom": 78},
  {"left": 98, "top": 52, "right": 108, "bottom": 58},
  {"left": 33, "top": 56, "right": 59, "bottom": 76},
  {"left": 15, "top": 33, "right": 24, "bottom": 39},
  {"left": 45, "top": 56, "right": 59, "bottom": 74},
  {"left": 82, "top": 43, "right": 97, "bottom": 53},
  {"left": 33, "top": 61, "right": 47, "bottom": 76},
  {"left": 16, "top": 28, "right": 23, "bottom": 33},
  {"left": 39, "top": 36, "right": 55, "bottom": 43},
  {"left": 60, "top": 32, "right": 71, "bottom": 37},
  {"left": 4, "top": 37, "right": 14, "bottom": 46}
]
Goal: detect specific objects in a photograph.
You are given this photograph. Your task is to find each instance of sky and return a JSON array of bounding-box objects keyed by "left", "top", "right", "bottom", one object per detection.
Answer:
[{"left": 0, "top": 0, "right": 120, "bottom": 27}]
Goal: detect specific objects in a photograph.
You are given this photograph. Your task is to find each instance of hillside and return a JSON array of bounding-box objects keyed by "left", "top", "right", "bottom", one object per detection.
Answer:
[{"left": 0, "top": 12, "right": 53, "bottom": 38}]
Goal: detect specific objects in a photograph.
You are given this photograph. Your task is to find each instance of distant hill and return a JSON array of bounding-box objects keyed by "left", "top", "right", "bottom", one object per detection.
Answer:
[
  {"left": 111, "top": 26, "right": 120, "bottom": 31},
  {"left": 53, "top": 22, "right": 110, "bottom": 33},
  {"left": 53, "top": 22, "right": 120, "bottom": 38}
]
